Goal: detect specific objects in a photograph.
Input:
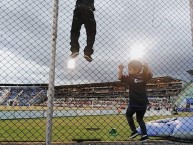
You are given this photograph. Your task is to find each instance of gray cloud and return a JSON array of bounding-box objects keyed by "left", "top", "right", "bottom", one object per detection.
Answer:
[{"left": 1, "top": 0, "right": 193, "bottom": 85}]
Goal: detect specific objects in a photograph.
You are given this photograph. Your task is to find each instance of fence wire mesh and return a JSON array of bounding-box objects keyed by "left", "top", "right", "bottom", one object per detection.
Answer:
[{"left": 0, "top": 0, "right": 193, "bottom": 144}]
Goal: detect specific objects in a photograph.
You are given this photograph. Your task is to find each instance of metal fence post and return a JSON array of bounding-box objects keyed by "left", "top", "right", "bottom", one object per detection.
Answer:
[
  {"left": 189, "top": 0, "right": 193, "bottom": 46},
  {"left": 46, "top": 0, "right": 59, "bottom": 145}
]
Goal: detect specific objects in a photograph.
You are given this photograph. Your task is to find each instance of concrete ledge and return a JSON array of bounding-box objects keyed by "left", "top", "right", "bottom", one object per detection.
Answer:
[{"left": 0, "top": 140, "right": 191, "bottom": 145}]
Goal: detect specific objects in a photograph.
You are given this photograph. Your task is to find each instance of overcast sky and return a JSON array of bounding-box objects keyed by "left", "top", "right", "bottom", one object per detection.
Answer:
[{"left": 0, "top": 0, "right": 193, "bottom": 85}]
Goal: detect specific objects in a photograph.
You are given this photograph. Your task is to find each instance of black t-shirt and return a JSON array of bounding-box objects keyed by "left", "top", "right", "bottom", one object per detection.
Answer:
[
  {"left": 76, "top": 0, "right": 95, "bottom": 11},
  {"left": 121, "top": 73, "right": 150, "bottom": 107}
]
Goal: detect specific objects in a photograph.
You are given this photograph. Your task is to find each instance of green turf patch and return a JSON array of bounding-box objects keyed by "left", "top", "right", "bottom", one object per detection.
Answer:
[{"left": 0, "top": 113, "right": 192, "bottom": 142}]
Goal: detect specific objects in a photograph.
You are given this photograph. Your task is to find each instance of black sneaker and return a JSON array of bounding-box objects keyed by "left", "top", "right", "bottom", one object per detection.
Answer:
[
  {"left": 70, "top": 52, "right": 79, "bottom": 58},
  {"left": 140, "top": 135, "right": 149, "bottom": 142},
  {"left": 84, "top": 54, "right": 93, "bottom": 62},
  {"left": 129, "top": 130, "right": 139, "bottom": 139}
]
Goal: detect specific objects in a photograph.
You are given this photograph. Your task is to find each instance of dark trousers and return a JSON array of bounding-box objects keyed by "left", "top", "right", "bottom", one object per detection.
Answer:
[
  {"left": 70, "top": 6, "right": 96, "bottom": 55},
  {"left": 126, "top": 106, "right": 147, "bottom": 135}
]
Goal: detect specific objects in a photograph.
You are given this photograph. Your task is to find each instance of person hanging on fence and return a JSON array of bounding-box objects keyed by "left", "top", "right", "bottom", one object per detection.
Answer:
[
  {"left": 118, "top": 60, "right": 153, "bottom": 141},
  {"left": 70, "top": 0, "right": 96, "bottom": 62}
]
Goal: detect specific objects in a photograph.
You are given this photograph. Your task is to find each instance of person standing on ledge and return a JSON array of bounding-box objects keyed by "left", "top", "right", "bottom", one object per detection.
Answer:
[
  {"left": 70, "top": 0, "right": 96, "bottom": 62},
  {"left": 118, "top": 60, "right": 153, "bottom": 141}
]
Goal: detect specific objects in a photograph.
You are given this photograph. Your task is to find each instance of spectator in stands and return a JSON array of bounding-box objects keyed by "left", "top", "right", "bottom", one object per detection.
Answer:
[
  {"left": 118, "top": 60, "right": 153, "bottom": 141},
  {"left": 70, "top": 0, "right": 96, "bottom": 62}
]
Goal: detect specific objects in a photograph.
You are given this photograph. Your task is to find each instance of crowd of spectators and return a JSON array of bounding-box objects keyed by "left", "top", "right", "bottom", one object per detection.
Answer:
[{"left": 0, "top": 87, "right": 47, "bottom": 106}]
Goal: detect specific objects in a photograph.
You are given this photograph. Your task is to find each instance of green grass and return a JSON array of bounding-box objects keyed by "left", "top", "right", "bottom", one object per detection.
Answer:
[{"left": 0, "top": 112, "right": 192, "bottom": 142}]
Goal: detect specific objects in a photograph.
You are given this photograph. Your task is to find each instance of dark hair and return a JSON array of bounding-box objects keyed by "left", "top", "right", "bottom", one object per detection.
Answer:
[{"left": 128, "top": 60, "right": 143, "bottom": 71}]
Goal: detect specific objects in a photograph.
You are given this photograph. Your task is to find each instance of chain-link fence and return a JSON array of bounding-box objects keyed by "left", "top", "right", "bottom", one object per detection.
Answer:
[{"left": 0, "top": 0, "right": 193, "bottom": 145}]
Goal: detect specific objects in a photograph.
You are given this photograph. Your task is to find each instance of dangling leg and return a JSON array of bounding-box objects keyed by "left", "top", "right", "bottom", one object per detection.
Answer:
[
  {"left": 84, "top": 9, "right": 96, "bottom": 62},
  {"left": 70, "top": 8, "right": 82, "bottom": 58}
]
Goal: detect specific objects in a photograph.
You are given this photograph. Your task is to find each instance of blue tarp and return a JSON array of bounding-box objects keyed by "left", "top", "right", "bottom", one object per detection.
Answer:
[
  {"left": 137, "top": 116, "right": 193, "bottom": 140},
  {"left": 186, "top": 98, "right": 193, "bottom": 104}
]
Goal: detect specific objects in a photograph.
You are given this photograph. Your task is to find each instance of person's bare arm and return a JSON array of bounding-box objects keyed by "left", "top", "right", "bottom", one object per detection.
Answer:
[{"left": 118, "top": 64, "right": 124, "bottom": 80}]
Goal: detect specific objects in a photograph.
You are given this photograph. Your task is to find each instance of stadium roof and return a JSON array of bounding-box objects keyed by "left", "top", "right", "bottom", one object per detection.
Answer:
[
  {"left": 55, "top": 81, "right": 123, "bottom": 89},
  {"left": 55, "top": 76, "right": 181, "bottom": 89},
  {"left": 0, "top": 84, "right": 48, "bottom": 87},
  {"left": 148, "top": 76, "right": 181, "bottom": 84}
]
